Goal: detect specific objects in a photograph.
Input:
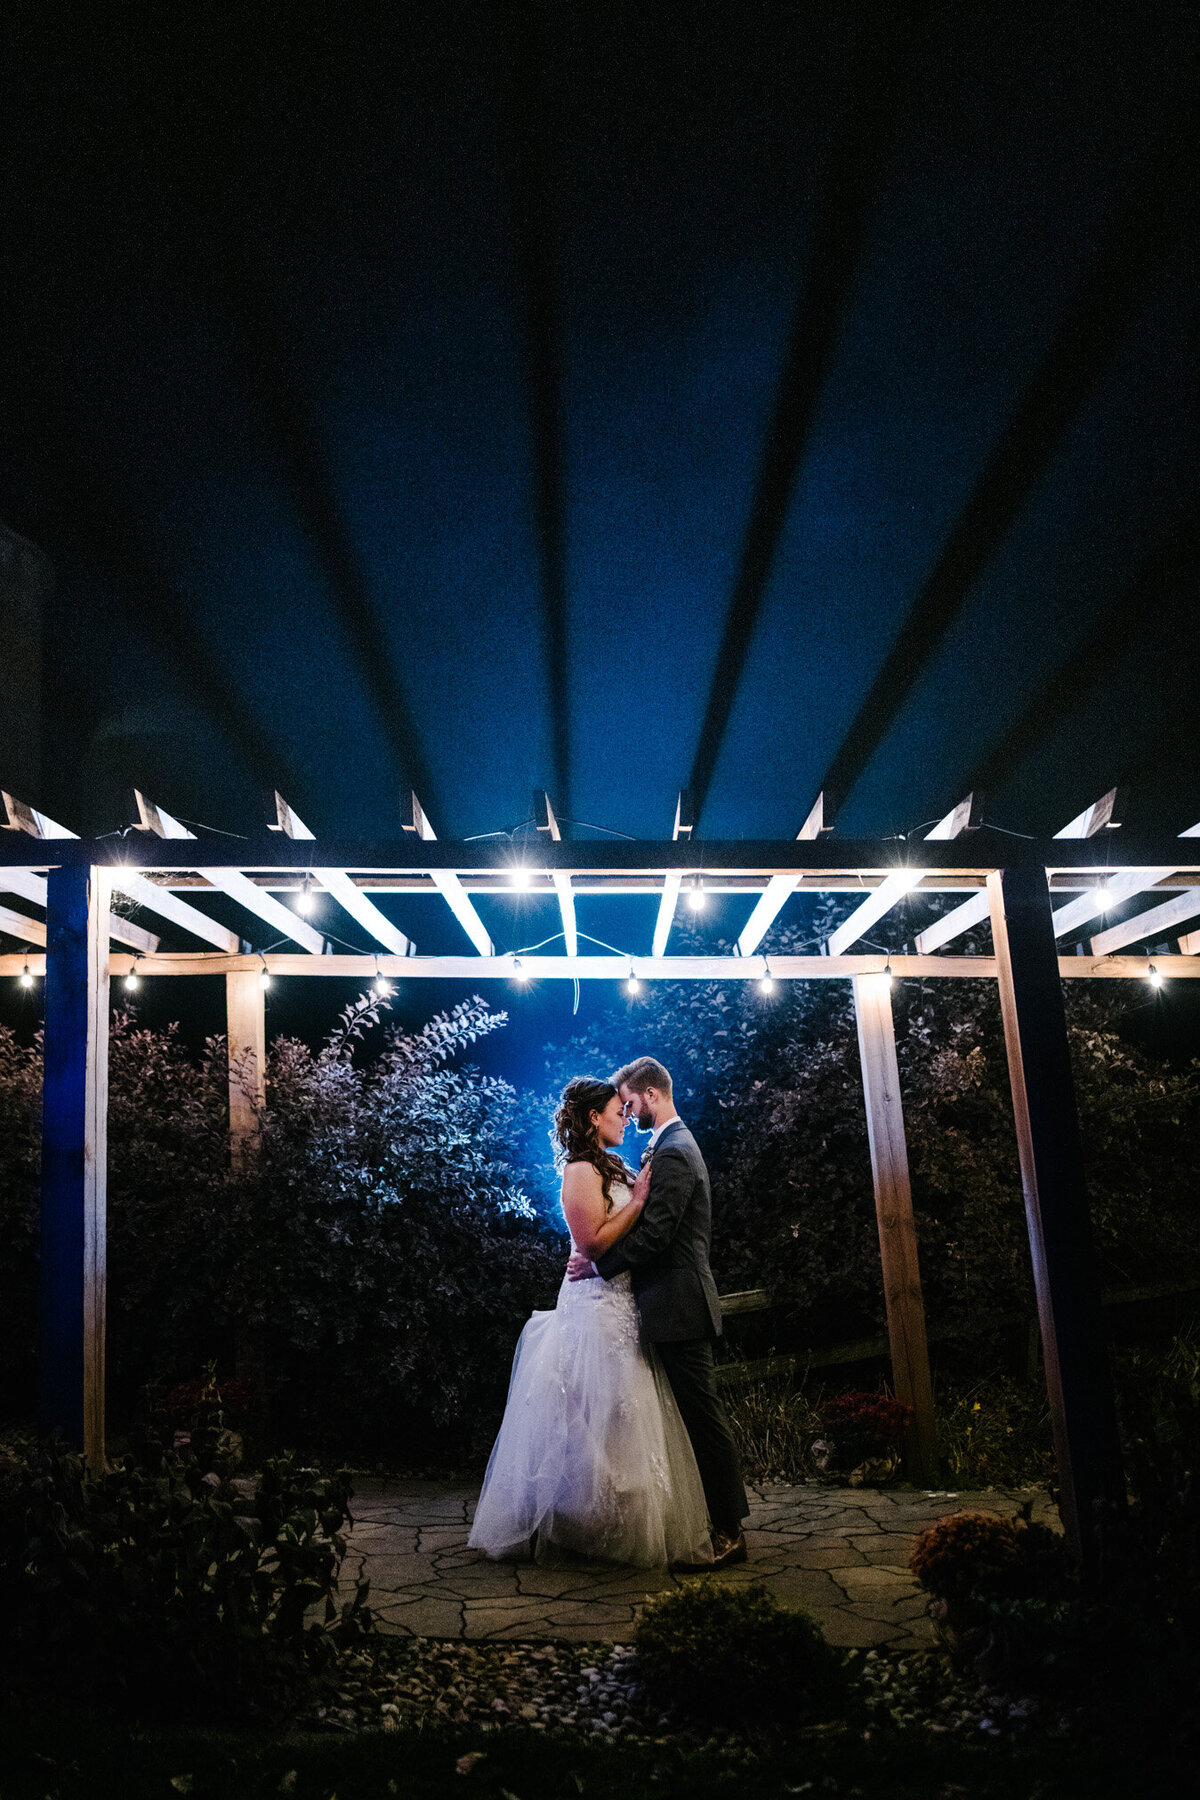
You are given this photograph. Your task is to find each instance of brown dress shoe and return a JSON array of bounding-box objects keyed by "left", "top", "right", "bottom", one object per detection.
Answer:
[{"left": 709, "top": 1530, "right": 748, "bottom": 1568}]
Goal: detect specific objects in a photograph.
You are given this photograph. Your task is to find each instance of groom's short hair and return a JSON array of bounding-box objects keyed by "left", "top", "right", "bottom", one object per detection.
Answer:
[{"left": 613, "top": 1056, "right": 672, "bottom": 1097}]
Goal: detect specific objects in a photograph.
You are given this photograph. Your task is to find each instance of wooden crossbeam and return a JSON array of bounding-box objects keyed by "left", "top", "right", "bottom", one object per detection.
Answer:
[
  {"left": 738, "top": 792, "right": 828, "bottom": 956},
  {"left": 1, "top": 796, "right": 161, "bottom": 954},
  {"left": 1090, "top": 885, "right": 1200, "bottom": 956},
  {"left": 271, "top": 794, "right": 412, "bottom": 956},
  {"left": 133, "top": 792, "right": 323, "bottom": 955},
  {"left": 8, "top": 951, "right": 1199, "bottom": 981},
  {"left": 0, "top": 901, "right": 47, "bottom": 946},
  {"left": 828, "top": 795, "right": 978, "bottom": 955},
  {"left": 403, "top": 793, "right": 493, "bottom": 956},
  {"left": 916, "top": 789, "right": 1118, "bottom": 954},
  {"left": 1050, "top": 820, "right": 1200, "bottom": 940}
]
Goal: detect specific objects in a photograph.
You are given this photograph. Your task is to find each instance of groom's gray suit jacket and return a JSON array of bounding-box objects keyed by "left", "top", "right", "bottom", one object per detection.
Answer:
[{"left": 594, "top": 1118, "right": 723, "bottom": 1343}]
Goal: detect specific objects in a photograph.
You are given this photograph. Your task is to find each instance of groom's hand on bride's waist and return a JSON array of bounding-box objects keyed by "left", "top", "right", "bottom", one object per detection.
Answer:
[{"left": 567, "top": 1252, "right": 598, "bottom": 1281}]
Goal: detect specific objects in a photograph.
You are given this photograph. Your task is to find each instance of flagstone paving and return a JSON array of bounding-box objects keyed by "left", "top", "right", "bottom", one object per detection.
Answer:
[{"left": 341, "top": 1478, "right": 1059, "bottom": 1650}]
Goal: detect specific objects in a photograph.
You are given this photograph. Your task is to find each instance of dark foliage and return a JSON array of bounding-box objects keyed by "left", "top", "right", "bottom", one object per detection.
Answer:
[
  {"left": 634, "top": 1580, "right": 850, "bottom": 1726},
  {"left": 0, "top": 1424, "right": 369, "bottom": 1723},
  {"left": 535, "top": 915, "right": 1200, "bottom": 1359},
  {"left": 0, "top": 999, "right": 566, "bottom": 1456}
]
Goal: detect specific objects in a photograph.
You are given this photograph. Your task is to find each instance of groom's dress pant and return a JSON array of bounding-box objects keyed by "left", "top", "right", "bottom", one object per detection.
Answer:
[{"left": 655, "top": 1338, "right": 748, "bottom": 1537}]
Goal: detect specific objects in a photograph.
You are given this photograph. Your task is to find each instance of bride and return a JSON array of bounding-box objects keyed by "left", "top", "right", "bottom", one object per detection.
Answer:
[{"left": 468, "top": 1077, "right": 714, "bottom": 1567}]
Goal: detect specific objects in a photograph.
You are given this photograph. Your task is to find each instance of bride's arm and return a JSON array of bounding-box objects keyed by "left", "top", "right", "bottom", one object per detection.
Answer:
[{"left": 561, "top": 1162, "right": 645, "bottom": 1260}]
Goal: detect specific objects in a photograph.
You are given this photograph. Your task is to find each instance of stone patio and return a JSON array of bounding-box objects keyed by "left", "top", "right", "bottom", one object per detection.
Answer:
[{"left": 341, "top": 1478, "right": 1059, "bottom": 1650}]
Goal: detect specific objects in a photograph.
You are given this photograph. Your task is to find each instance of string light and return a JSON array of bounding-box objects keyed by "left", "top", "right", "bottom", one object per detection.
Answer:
[
  {"left": 512, "top": 956, "right": 530, "bottom": 985},
  {"left": 19, "top": 963, "right": 34, "bottom": 990},
  {"left": 296, "top": 874, "right": 316, "bottom": 916},
  {"left": 1089, "top": 879, "right": 1109, "bottom": 911},
  {"left": 258, "top": 956, "right": 271, "bottom": 991},
  {"left": 759, "top": 974, "right": 775, "bottom": 994},
  {"left": 124, "top": 959, "right": 140, "bottom": 991},
  {"left": 687, "top": 876, "right": 707, "bottom": 912},
  {"left": 1147, "top": 962, "right": 1163, "bottom": 989},
  {"left": 371, "top": 956, "right": 392, "bottom": 1000},
  {"left": 511, "top": 865, "right": 532, "bottom": 891},
  {"left": 626, "top": 975, "right": 641, "bottom": 995},
  {"left": 883, "top": 960, "right": 894, "bottom": 988}
]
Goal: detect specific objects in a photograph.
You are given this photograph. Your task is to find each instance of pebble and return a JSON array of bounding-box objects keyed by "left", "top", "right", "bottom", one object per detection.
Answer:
[{"left": 291, "top": 1632, "right": 1045, "bottom": 1757}]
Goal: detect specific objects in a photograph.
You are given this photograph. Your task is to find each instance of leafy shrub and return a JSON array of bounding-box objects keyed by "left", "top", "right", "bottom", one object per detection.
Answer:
[
  {"left": 634, "top": 1580, "right": 850, "bottom": 1726},
  {"left": 722, "top": 1363, "right": 823, "bottom": 1484},
  {"left": 0, "top": 998, "right": 567, "bottom": 1457},
  {"left": 934, "top": 1373, "right": 1055, "bottom": 1487},
  {"left": 908, "top": 1506, "right": 1072, "bottom": 1610},
  {"left": 0, "top": 1430, "right": 370, "bottom": 1723},
  {"left": 536, "top": 931, "right": 1200, "bottom": 1361}
]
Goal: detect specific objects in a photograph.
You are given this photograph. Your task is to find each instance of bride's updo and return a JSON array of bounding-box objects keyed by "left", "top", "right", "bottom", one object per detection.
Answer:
[{"left": 554, "top": 1077, "right": 633, "bottom": 1213}]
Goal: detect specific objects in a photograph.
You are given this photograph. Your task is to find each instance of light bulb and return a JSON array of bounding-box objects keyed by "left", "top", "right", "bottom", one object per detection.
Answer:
[
  {"left": 687, "top": 880, "right": 707, "bottom": 912},
  {"left": 512, "top": 957, "right": 529, "bottom": 985},
  {"left": 883, "top": 962, "right": 894, "bottom": 988},
  {"left": 372, "top": 977, "right": 391, "bottom": 999},
  {"left": 759, "top": 975, "right": 775, "bottom": 994},
  {"left": 626, "top": 976, "right": 641, "bottom": 995},
  {"left": 512, "top": 865, "right": 531, "bottom": 890},
  {"left": 124, "top": 968, "right": 140, "bottom": 991},
  {"left": 1147, "top": 963, "right": 1163, "bottom": 989},
  {"left": 19, "top": 964, "right": 34, "bottom": 990},
  {"left": 296, "top": 877, "right": 316, "bottom": 916},
  {"left": 259, "top": 967, "right": 271, "bottom": 990},
  {"left": 1090, "top": 886, "right": 1109, "bottom": 911}
]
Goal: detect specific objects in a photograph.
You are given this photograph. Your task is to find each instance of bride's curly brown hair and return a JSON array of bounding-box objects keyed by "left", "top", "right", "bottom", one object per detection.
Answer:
[{"left": 554, "top": 1077, "right": 633, "bottom": 1213}]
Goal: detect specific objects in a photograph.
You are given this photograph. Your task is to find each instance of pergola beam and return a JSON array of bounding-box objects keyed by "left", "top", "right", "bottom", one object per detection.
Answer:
[
  {"left": 650, "top": 793, "right": 698, "bottom": 956},
  {"left": 828, "top": 794, "right": 979, "bottom": 955},
  {"left": 916, "top": 789, "right": 1119, "bottom": 954},
  {"left": 737, "top": 792, "right": 828, "bottom": 956},
  {"left": 1090, "top": 885, "right": 1200, "bottom": 957},
  {"left": 8, "top": 951, "right": 1200, "bottom": 982},
  {"left": 403, "top": 793, "right": 493, "bottom": 956},
  {"left": 1, "top": 795, "right": 164, "bottom": 955},
  {"left": 271, "top": 794, "right": 411, "bottom": 956},
  {"left": 1050, "top": 820, "right": 1200, "bottom": 940},
  {"left": 134, "top": 792, "right": 324, "bottom": 955}
]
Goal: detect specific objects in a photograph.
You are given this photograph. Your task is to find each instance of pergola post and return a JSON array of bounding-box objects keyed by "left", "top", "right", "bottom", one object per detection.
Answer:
[
  {"left": 225, "top": 970, "right": 265, "bottom": 1165},
  {"left": 852, "top": 972, "right": 937, "bottom": 1484},
  {"left": 987, "top": 864, "right": 1125, "bottom": 1568},
  {"left": 39, "top": 863, "right": 111, "bottom": 1470}
]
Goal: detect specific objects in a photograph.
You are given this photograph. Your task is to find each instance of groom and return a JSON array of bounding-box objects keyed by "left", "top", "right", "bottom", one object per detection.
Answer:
[{"left": 568, "top": 1055, "right": 749, "bottom": 1569}]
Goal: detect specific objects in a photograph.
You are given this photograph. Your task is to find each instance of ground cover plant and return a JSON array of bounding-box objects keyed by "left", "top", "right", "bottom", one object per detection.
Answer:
[{"left": 0, "top": 1424, "right": 369, "bottom": 1724}]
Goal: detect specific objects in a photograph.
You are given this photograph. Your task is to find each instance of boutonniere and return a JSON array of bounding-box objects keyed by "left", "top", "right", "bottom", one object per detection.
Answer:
[{"left": 640, "top": 1148, "right": 653, "bottom": 1168}]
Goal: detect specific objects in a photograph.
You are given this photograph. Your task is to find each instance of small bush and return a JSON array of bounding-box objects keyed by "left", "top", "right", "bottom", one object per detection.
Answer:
[
  {"left": 634, "top": 1580, "right": 850, "bottom": 1726},
  {"left": 817, "top": 1389, "right": 912, "bottom": 1472},
  {"left": 0, "top": 1432, "right": 371, "bottom": 1723},
  {"left": 908, "top": 1506, "right": 1072, "bottom": 1610}
]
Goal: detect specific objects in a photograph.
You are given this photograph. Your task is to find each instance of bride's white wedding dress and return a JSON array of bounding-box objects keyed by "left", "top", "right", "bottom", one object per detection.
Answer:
[{"left": 468, "top": 1189, "right": 714, "bottom": 1567}]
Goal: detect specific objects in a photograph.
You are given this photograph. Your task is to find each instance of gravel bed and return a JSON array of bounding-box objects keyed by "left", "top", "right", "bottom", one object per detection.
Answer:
[{"left": 296, "top": 1636, "right": 1056, "bottom": 1753}]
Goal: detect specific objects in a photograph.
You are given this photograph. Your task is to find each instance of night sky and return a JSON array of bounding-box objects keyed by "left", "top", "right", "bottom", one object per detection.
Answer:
[{"left": 1, "top": 3, "right": 1198, "bottom": 1065}]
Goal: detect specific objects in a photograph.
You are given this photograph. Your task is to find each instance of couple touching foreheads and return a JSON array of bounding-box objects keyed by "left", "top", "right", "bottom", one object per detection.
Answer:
[{"left": 469, "top": 1057, "right": 748, "bottom": 1571}]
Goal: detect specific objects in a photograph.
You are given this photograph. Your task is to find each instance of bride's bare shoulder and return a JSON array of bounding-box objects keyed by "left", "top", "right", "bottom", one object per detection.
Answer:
[{"left": 561, "top": 1159, "right": 603, "bottom": 1195}]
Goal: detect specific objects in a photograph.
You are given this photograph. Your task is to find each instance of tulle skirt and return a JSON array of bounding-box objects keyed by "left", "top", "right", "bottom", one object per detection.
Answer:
[{"left": 468, "top": 1269, "right": 714, "bottom": 1568}]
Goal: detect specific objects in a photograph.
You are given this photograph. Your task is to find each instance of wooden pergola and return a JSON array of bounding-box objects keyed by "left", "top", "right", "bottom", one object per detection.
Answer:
[{"left": 6, "top": 782, "right": 1200, "bottom": 1571}]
